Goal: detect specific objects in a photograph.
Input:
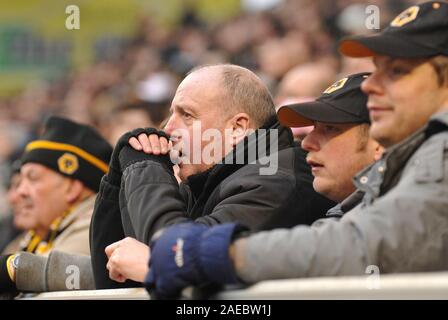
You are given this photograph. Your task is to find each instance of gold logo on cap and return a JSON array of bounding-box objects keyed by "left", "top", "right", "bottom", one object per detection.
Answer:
[
  {"left": 58, "top": 153, "right": 79, "bottom": 175},
  {"left": 390, "top": 6, "right": 420, "bottom": 27},
  {"left": 323, "top": 77, "right": 348, "bottom": 94}
]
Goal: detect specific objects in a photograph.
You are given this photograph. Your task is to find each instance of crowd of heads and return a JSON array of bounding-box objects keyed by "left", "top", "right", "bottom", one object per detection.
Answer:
[
  {"left": 1, "top": 0, "right": 448, "bottom": 299},
  {"left": 0, "top": 0, "right": 418, "bottom": 212}
]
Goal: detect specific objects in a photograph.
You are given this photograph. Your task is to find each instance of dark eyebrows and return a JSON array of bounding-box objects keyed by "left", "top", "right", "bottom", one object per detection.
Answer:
[
  {"left": 372, "top": 56, "right": 393, "bottom": 68},
  {"left": 373, "top": 56, "right": 427, "bottom": 69}
]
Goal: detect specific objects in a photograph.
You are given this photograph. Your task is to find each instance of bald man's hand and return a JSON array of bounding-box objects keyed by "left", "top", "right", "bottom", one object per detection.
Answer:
[
  {"left": 117, "top": 128, "right": 176, "bottom": 177},
  {"left": 129, "top": 133, "right": 170, "bottom": 155},
  {"left": 106, "top": 237, "right": 150, "bottom": 283}
]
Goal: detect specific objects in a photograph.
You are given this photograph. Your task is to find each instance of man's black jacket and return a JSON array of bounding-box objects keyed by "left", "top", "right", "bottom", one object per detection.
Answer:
[{"left": 90, "top": 117, "right": 335, "bottom": 288}]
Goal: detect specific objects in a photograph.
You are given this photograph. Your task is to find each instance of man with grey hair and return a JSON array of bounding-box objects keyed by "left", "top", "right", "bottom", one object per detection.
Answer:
[{"left": 91, "top": 64, "right": 335, "bottom": 289}]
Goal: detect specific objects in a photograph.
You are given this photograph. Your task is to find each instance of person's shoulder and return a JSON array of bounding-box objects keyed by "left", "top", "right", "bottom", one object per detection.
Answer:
[
  {"left": 51, "top": 217, "right": 91, "bottom": 256},
  {"left": 405, "top": 130, "right": 448, "bottom": 184},
  {"left": 415, "top": 129, "right": 448, "bottom": 156},
  {"left": 430, "top": 129, "right": 448, "bottom": 142}
]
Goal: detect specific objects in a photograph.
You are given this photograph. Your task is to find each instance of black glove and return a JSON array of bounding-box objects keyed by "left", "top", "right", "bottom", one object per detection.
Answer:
[{"left": 107, "top": 128, "right": 170, "bottom": 186}]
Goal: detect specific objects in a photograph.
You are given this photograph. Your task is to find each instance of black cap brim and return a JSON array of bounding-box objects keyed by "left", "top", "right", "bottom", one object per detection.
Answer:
[
  {"left": 339, "top": 33, "right": 437, "bottom": 58},
  {"left": 278, "top": 101, "right": 367, "bottom": 127}
]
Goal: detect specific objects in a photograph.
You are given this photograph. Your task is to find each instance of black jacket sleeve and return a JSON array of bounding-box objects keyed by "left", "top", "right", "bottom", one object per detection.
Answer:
[
  {"left": 89, "top": 175, "right": 141, "bottom": 289},
  {"left": 120, "top": 156, "right": 306, "bottom": 243},
  {"left": 90, "top": 146, "right": 176, "bottom": 289},
  {"left": 120, "top": 159, "right": 189, "bottom": 244}
]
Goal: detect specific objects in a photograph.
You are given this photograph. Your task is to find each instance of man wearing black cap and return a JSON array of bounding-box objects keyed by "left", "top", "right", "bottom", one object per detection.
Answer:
[
  {"left": 278, "top": 73, "right": 382, "bottom": 204},
  {"left": 138, "top": 1, "right": 448, "bottom": 298},
  {"left": 339, "top": 1, "right": 448, "bottom": 149},
  {"left": 0, "top": 116, "right": 112, "bottom": 293},
  {"left": 103, "top": 73, "right": 383, "bottom": 298}
]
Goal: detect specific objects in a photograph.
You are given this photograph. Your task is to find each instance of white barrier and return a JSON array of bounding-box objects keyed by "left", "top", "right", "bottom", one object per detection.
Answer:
[
  {"left": 21, "top": 288, "right": 149, "bottom": 300},
  {"left": 215, "top": 272, "right": 448, "bottom": 300},
  {"left": 22, "top": 272, "right": 448, "bottom": 300}
]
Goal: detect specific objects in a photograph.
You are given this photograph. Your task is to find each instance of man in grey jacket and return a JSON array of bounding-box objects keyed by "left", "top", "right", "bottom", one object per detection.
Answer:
[{"left": 142, "top": 1, "right": 448, "bottom": 299}]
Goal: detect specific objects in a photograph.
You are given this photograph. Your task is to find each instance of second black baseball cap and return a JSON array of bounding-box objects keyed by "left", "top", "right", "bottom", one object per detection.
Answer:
[
  {"left": 339, "top": 1, "right": 448, "bottom": 58},
  {"left": 277, "top": 72, "right": 370, "bottom": 127}
]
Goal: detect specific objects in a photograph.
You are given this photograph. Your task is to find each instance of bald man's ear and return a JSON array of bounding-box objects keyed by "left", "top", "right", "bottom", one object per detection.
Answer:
[
  {"left": 229, "top": 113, "right": 251, "bottom": 147},
  {"left": 64, "top": 179, "right": 85, "bottom": 204}
]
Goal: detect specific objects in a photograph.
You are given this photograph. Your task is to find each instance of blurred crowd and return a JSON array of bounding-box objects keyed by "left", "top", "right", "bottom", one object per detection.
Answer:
[{"left": 0, "top": 0, "right": 417, "bottom": 216}]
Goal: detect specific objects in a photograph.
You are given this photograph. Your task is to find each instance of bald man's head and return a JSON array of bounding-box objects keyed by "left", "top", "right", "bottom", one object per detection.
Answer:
[{"left": 189, "top": 64, "right": 276, "bottom": 127}]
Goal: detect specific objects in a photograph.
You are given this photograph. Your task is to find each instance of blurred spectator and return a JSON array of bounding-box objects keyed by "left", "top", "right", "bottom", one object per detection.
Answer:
[
  {"left": 339, "top": 56, "right": 375, "bottom": 76},
  {"left": 0, "top": 161, "right": 23, "bottom": 254},
  {"left": 0, "top": 116, "right": 112, "bottom": 295},
  {"left": 275, "top": 61, "right": 337, "bottom": 140},
  {"left": 104, "top": 102, "right": 163, "bottom": 146},
  {"left": 0, "top": 122, "right": 29, "bottom": 216},
  {"left": 276, "top": 61, "right": 337, "bottom": 103},
  {"left": 256, "top": 31, "right": 311, "bottom": 85},
  {"left": 3, "top": 116, "right": 112, "bottom": 256}
]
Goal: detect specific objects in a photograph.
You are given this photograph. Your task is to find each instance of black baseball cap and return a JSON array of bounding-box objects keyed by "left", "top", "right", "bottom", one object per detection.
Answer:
[
  {"left": 277, "top": 72, "right": 370, "bottom": 127},
  {"left": 339, "top": 1, "right": 448, "bottom": 58}
]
